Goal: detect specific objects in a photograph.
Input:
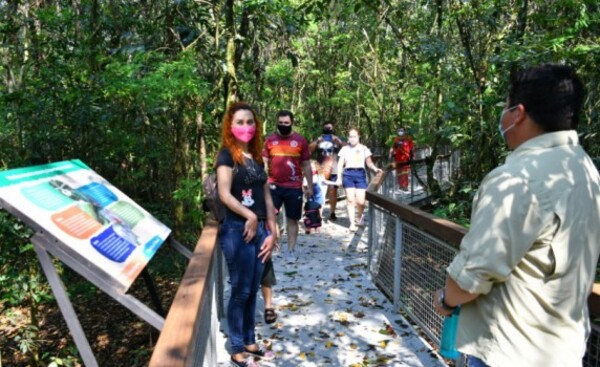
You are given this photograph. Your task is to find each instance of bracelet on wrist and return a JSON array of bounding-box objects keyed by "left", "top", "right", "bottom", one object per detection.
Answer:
[{"left": 439, "top": 289, "right": 458, "bottom": 311}]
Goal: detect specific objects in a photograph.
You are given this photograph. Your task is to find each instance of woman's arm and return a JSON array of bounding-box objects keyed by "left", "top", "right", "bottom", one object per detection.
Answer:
[
  {"left": 258, "top": 182, "right": 277, "bottom": 262},
  {"left": 335, "top": 148, "right": 346, "bottom": 185},
  {"left": 365, "top": 155, "right": 382, "bottom": 174},
  {"left": 263, "top": 183, "right": 277, "bottom": 241}
]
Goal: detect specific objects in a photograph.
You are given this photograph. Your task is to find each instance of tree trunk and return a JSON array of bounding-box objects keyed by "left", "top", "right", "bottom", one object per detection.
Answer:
[{"left": 224, "top": 0, "right": 238, "bottom": 105}]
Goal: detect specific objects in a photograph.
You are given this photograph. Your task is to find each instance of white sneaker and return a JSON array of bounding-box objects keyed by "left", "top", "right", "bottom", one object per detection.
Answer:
[
  {"left": 349, "top": 225, "right": 358, "bottom": 232},
  {"left": 286, "top": 251, "right": 297, "bottom": 264}
]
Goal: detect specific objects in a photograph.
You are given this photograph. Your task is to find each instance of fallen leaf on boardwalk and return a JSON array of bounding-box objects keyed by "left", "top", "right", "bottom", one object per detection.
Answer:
[
  {"left": 336, "top": 332, "right": 345, "bottom": 337},
  {"left": 378, "top": 323, "right": 396, "bottom": 336},
  {"left": 394, "top": 319, "right": 409, "bottom": 328},
  {"left": 325, "top": 340, "right": 337, "bottom": 349},
  {"left": 359, "top": 296, "right": 376, "bottom": 307},
  {"left": 354, "top": 311, "right": 365, "bottom": 318},
  {"left": 299, "top": 352, "right": 306, "bottom": 360},
  {"left": 283, "top": 271, "right": 298, "bottom": 277},
  {"left": 344, "top": 263, "right": 367, "bottom": 271},
  {"left": 279, "top": 303, "right": 299, "bottom": 312},
  {"left": 336, "top": 319, "right": 351, "bottom": 327},
  {"left": 375, "top": 353, "right": 395, "bottom": 363},
  {"left": 333, "top": 311, "right": 349, "bottom": 321},
  {"left": 349, "top": 343, "right": 358, "bottom": 350},
  {"left": 333, "top": 311, "right": 352, "bottom": 327},
  {"left": 378, "top": 339, "right": 390, "bottom": 349},
  {"left": 280, "top": 286, "right": 302, "bottom": 292},
  {"left": 268, "top": 332, "right": 283, "bottom": 340},
  {"left": 318, "top": 330, "right": 330, "bottom": 339}
]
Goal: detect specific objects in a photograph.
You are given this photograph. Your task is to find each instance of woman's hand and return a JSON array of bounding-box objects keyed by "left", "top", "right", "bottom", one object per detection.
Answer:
[
  {"left": 258, "top": 233, "right": 275, "bottom": 263},
  {"left": 274, "top": 238, "right": 281, "bottom": 252},
  {"left": 243, "top": 214, "right": 258, "bottom": 242}
]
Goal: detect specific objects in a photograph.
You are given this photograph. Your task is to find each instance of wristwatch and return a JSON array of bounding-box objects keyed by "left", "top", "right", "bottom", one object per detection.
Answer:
[{"left": 439, "top": 289, "right": 458, "bottom": 312}]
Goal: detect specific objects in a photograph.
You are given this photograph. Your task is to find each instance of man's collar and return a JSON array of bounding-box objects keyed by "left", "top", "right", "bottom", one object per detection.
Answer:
[{"left": 510, "top": 130, "right": 579, "bottom": 155}]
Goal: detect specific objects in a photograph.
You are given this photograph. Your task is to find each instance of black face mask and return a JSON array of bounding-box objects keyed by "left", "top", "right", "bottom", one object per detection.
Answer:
[
  {"left": 277, "top": 124, "right": 292, "bottom": 136},
  {"left": 322, "top": 128, "right": 334, "bottom": 135}
]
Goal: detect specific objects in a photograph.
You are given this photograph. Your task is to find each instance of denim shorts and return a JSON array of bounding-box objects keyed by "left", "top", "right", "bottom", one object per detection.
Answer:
[
  {"left": 269, "top": 185, "right": 303, "bottom": 220},
  {"left": 342, "top": 168, "right": 368, "bottom": 189}
]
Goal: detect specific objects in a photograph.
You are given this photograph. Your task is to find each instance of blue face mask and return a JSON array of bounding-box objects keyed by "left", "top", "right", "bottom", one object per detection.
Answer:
[{"left": 498, "top": 105, "right": 518, "bottom": 141}]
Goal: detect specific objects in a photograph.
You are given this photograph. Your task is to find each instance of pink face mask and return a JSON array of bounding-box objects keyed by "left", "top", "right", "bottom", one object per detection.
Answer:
[{"left": 231, "top": 125, "right": 256, "bottom": 143}]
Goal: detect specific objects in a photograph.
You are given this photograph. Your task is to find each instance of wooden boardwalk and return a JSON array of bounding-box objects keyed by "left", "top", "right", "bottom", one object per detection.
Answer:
[{"left": 216, "top": 200, "right": 446, "bottom": 367}]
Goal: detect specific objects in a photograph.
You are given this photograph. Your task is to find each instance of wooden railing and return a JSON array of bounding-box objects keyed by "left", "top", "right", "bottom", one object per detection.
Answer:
[{"left": 149, "top": 219, "right": 221, "bottom": 367}]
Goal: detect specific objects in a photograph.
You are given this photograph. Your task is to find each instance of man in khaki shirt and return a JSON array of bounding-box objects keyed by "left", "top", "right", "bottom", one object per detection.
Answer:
[{"left": 434, "top": 64, "right": 600, "bottom": 367}]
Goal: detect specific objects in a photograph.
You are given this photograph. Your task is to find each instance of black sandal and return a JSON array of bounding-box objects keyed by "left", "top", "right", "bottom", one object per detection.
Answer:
[{"left": 264, "top": 308, "right": 277, "bottom": 324}]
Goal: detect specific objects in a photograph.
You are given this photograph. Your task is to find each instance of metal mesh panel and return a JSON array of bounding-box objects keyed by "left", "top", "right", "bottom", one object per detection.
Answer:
[
  {"left": 584, "top": 323, "right": 600, "bottom": 367},
  {"left": 369, "top": 205, "right": 396, "bottom": 300},
  {"left": 398, "top": 222, "right": 458, "bottom": 343}
]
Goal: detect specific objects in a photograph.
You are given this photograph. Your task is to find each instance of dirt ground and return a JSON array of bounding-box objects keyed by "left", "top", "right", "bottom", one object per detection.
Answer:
[{"left": 0, "top": 247, "right": 184, "bottom": 367}]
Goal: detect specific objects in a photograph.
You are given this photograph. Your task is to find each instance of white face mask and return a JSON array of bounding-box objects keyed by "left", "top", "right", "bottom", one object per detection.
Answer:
[{"left": 498, "top": 105, "right": 518, "bottom": 142}]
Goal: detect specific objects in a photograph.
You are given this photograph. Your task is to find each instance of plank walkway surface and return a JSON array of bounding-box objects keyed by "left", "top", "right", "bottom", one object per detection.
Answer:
[{"left": 216, "top": 200, "right": 446, "bottom": 367}]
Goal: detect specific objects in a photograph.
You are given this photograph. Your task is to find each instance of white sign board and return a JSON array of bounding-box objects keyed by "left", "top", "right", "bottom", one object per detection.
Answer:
[{"left": 0, "top": 160, "right": 171, "bottom": 291}]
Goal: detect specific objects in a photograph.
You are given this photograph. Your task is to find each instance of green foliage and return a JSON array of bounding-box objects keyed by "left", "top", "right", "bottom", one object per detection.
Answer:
[
  {"left": 172, "top": 177, "right": 206, "bottom": 243},
  {"left": 432, "top": 184, "right": 478, "bottom": 227}
]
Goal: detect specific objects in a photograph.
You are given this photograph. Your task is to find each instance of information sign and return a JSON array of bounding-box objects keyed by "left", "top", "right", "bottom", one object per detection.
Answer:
[{"left": 0, "top": 160, "right": 171, "bottom": 291}]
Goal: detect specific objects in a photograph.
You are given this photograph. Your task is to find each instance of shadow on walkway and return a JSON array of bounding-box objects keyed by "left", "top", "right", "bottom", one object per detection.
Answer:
[{"left": 217, "top": 201, "right": 446, "bottom": 367}]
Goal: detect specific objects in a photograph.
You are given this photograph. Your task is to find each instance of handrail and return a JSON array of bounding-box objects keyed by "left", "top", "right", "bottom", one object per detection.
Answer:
[
  {"left": 366, "top": 169, "right": 467, "bottom": 247},
  {"left": 369, "top": 168, "right": 600, "bottom": 310},
  {"left": 149, "top": 219, "right": 220, "bottom": 367}
]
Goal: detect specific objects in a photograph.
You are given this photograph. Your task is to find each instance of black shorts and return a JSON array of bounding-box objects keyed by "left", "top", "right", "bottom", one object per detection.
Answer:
[
  {"left": 269, "top": 184, "right": 303, "bottom": 220},
  {"left": 261, "top": 258, "right": 277, "bottom": 286}
]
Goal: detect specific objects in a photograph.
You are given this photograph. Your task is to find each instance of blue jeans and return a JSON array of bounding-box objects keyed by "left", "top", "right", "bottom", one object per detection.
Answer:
[
  {"left": 467, "top": 355, "right": 490, "bottom": 367},
  {"left": 219, "top": 217, "right": 267, "bottom": 354}
]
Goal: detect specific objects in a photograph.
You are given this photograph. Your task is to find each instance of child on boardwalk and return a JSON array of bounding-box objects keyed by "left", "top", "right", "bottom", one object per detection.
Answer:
[{"left": 303, "top": 160, "right": 325, "bottom": 233}]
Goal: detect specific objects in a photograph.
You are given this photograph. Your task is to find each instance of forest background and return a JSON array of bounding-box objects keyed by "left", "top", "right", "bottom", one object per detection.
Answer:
[{"left": 1, "top": 0, "right": 599, "bottom": 365}]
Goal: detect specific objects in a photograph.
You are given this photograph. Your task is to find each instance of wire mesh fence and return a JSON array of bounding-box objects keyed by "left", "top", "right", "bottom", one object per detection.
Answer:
[
  {"left": 585, "top": 323, "right": 600, "bottom": 367},
  {"left": 369, "top": 204, "right": 456, "bottom": 345}
]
